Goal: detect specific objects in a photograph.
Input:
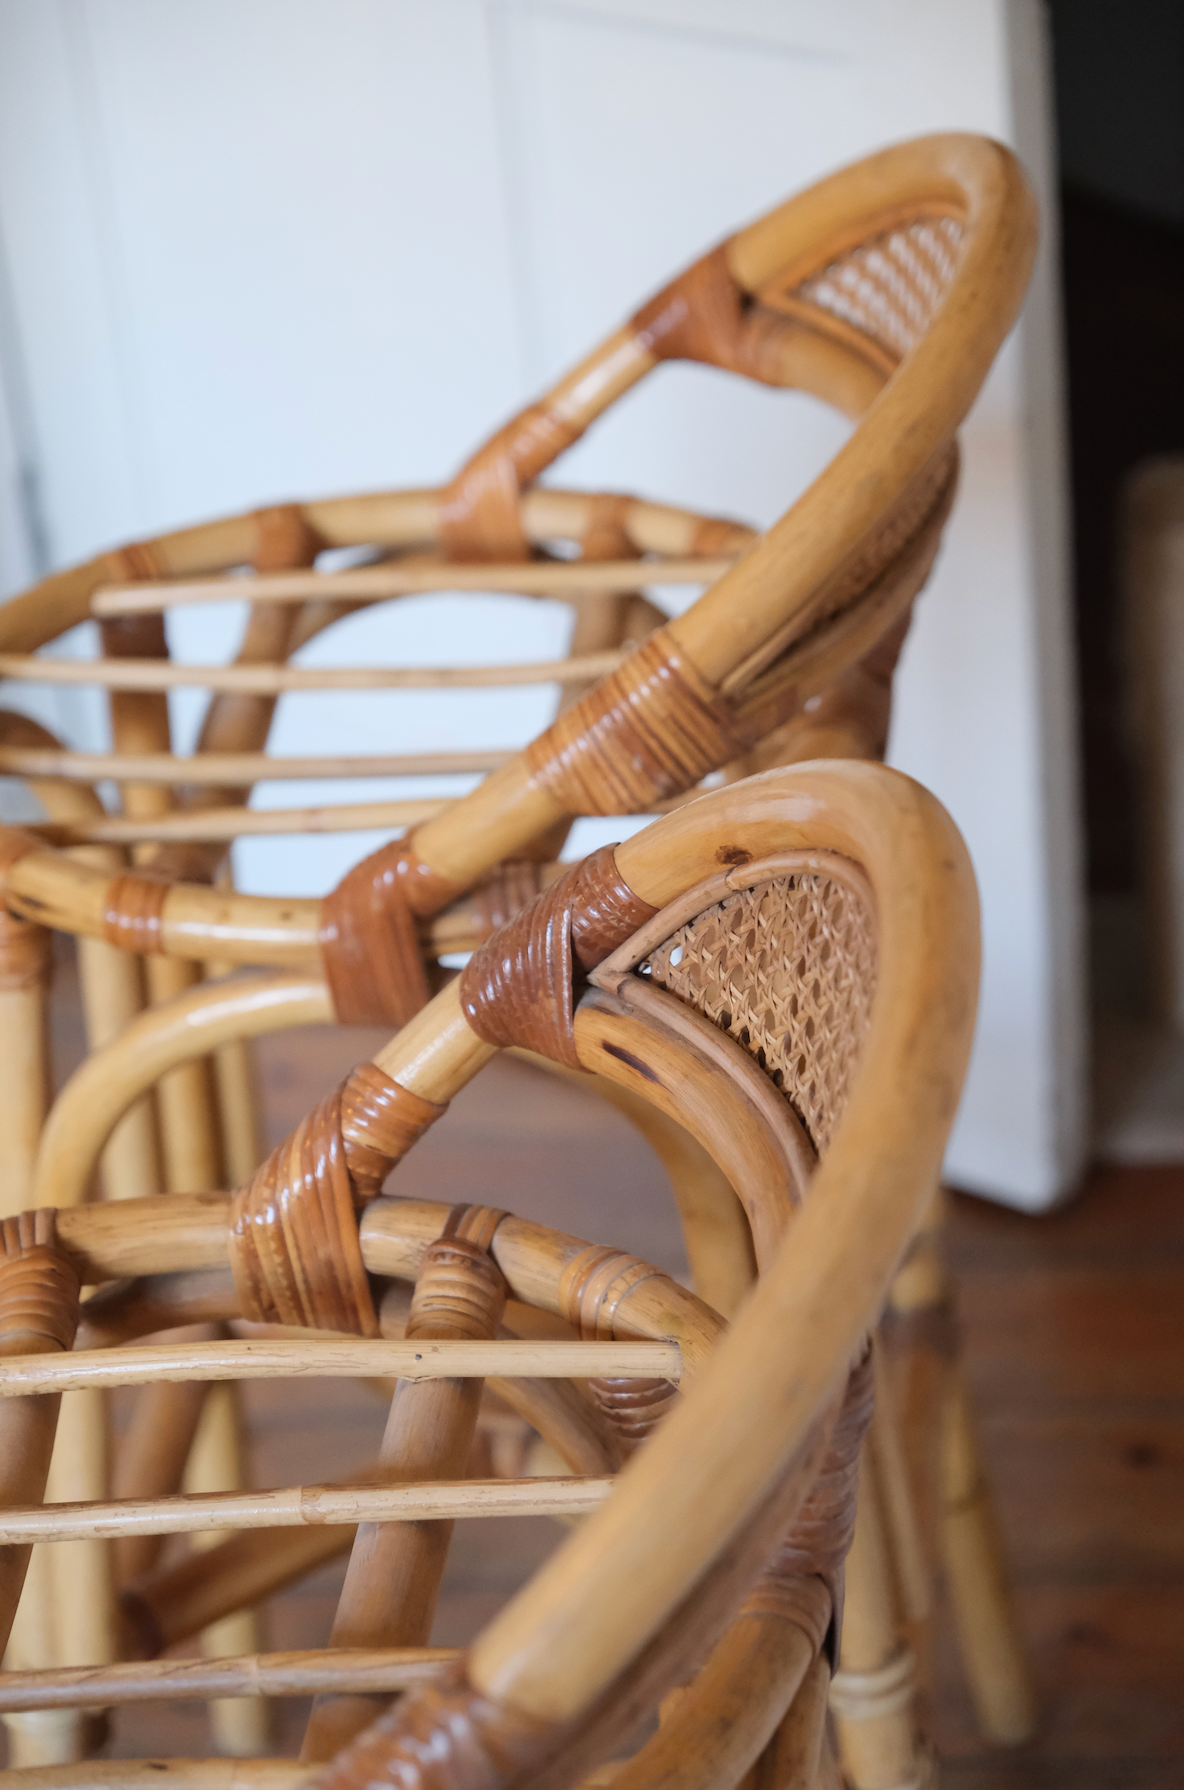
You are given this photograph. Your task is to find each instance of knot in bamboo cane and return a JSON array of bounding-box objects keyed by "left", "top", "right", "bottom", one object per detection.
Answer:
[
  {"left": 0, "top": 904, "right": 51, "bottom": 991},
  {"left": 320, "top": 837, "right": 462, "bottom": 1030},
  {"left": 0, "top": 1210, "right": 80, "bottom": 1354},
  {"left": 315, "top": 1657, "right": 557, "bottom": 1790},
  {"left": 103, "top": 871, "right": 171, "bottom": 953},
  {"left": 458, "top": 846, "right": 657, "bottom": 1067},
  {"left": 745, "top": 1341, "right": 876, "bottom": 1662},
  {"left": 229, "top": 1064, "right": 446, "bottom": 1336}
]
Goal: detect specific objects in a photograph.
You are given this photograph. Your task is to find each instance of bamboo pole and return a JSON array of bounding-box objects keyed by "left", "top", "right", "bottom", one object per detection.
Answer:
[
  {"left": 0, "top": 748, "right": 512, "bottom": 785},
  {"left": 91, "top": 558, "right": 732, "bottom": 617},
  {"left": 0, "top": 1338, "right": 679, "bottom": 1396},
  {"left": 0, "top": 650, "right": 630, "bottom": 693},
  {"left": 182, "top": 1380, "right": 270, "bottom": 1757},
  {"left": 0, "top": 1647, "right": 458, "bottom": 1712},
  {"left": 0, "top": 1476, "right": 613, "bottom": 1546}
]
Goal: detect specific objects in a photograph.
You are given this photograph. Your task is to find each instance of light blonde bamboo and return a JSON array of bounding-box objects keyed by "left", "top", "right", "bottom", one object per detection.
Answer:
[
  {"left": 144, "top": 956, "right": 223, "bottom": 1194},
  {"left": 940, "top": 1373, "right": 1036, "bottom": 1744},
  {"left": 0, "top": 1476, "right": 613, "bottom": 1545},
  {"left": 182, "top": 1380, "right": 271, "bottom": 1757},
  {"left": 523, "top": 1055, "right": 756, "bottom": 1320},
  {"left": 0, "top": 1763, "right": 314, "bottom": 1788},
  {"left": 0, "top": 747, "right": 513, "bottom": 784},
  {"left": 828, "top": 1461, "right": 926, "bottom": 1790},
  {"left": 110, "top": 1340, "right": 212, "bottom": 1586},
  {"left": 0, "top": 987, "right": 51, "bottom": 1216},
  {"left": 92, "top": 556, "right": 732, "bottom": 616},
  {"left": 0, "top": 649, "right": 629, "bottom": 693},
  {"left": 0, "top": 1647, "right": 458, "bottom": 1712},
  {"left": 33, "top": 976, "right": 331, "bottom": 1211},
  {"left": 0, "top": 1339, "right": 678, "bottom": 1397}
]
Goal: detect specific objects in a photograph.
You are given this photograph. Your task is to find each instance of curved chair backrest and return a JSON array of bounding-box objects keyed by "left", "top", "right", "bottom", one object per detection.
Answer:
[
  {"left": 0, "top": 761, "right": 978, "bottom": 1788},
  {"left": 0, "top": 133, "right": 1033, "bottom": 903}
]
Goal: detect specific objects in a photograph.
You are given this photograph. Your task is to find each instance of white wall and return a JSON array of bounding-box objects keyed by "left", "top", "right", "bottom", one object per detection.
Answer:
[{"left": 0, "top": 0, "right": 1085, "bottom": 1209}]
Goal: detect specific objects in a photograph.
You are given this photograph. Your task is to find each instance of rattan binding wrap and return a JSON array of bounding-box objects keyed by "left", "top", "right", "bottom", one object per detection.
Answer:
[
  {"left": 459, "top": 846, "right": 657, "bottom": 1065},
  {"left": 0, "top": 906, "right": 51, "bottom": 992},
  {"left": 0, "top": 1210, "right": 80, "bottom": 1354},
  {"left": 320, "top": 840, "right": 462, "bottom": 1029},
  {"left": 641, "top": 869, "right": 877, "bottom": 1154},
  {"left": 229, "top": 1062, "right": 446, "bottom": 1335}
]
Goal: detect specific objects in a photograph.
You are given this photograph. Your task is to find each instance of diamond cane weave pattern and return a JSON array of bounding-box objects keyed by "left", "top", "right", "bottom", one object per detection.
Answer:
[
  {"left": 796, "top": 218, "right": 964, "bottom": 362},
  {"left": 640, "top": 874, "right": 877, "bottom": 1153}
]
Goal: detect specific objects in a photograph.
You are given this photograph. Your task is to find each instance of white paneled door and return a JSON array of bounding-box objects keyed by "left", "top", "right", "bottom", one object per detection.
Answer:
[{"left": 0, "top": 0, "right": 1083, "bottom": 1210}]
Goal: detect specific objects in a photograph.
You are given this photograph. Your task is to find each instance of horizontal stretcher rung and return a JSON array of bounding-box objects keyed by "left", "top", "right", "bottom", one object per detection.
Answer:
[
  {"left": 0, "top": 649, "right": 628, "bottom": 693},
  {"left": 0, "top": 1336, "right": 681, "bottom": 1395},
  {"left": 0, "top": 1475, "right": 613, "bottom": 1544},
  {"left": 0, "top": 1646, "right": 458, "bottom": 1712},
  {"left": 90, "top": 555, "right": 735, "bottom": 615},
  {"left": 0, "top": 747, "right": 513, "bottom": 784},
  {"left": 30, "top": 784, "right": 701, "bottom": 846}
]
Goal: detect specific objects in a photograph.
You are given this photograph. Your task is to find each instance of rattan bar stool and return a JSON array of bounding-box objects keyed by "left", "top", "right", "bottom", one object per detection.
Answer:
[
  {"left": 0, "top": 130, "right": 1037, "bottom": 1775},
  {"left": 0, "top": 760, "right": 980, "bottom": 1790}
]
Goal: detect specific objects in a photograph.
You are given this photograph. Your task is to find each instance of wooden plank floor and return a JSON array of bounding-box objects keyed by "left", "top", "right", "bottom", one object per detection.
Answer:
[{"left": 27, "top": 977, "right": 1184, "bottom": 1782}]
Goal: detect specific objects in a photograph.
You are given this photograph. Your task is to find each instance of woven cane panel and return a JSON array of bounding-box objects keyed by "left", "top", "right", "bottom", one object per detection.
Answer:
[
  {"left": 639, "top": 873, "right": 877, "bottom": 1154},
  {"left": 794, "top": 218, "right": 963, "bottom": 362}
]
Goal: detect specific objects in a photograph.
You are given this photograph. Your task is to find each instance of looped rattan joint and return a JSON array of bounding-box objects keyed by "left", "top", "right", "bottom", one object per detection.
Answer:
[
  {"left": 0, "top": 1210, "right": 81, "bottom": 1354},
  {"left": 229, "top": 1062, "right": 446, "bottom": 1336},
  {"left": 320, "top": 835, "right": 462, "bottom": 1031},
  {"left": 458, "top": 845, "right": 657, "bottom": 1068}
]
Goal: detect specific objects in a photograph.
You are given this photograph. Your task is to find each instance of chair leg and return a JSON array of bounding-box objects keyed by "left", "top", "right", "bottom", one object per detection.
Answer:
[
  {"left": 829, "top": 1452, "right": 933, "bottom": 1790},
  {"left": 183, "top": 1379, "right": 272, "bottom": 1757},
  {"left": 886, "top": 1191, "right": 1035, "bottom": 1747},
  {"left": 940, "top": 1372, "right": 1036, "bottom": 1744}
]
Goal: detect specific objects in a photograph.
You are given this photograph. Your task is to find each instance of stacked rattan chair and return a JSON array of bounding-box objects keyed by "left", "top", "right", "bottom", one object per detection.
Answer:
[
  {"left": 0, "top": 762, "right": 980, "bottom": 1789},
  {"left": 0, "top": 131, "right": 1037, "bottom": 1782}
]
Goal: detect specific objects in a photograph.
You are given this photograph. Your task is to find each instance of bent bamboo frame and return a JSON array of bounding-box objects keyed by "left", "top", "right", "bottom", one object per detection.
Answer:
[{"left": 91, "top": 557, "right": 734, "bottom": 616}]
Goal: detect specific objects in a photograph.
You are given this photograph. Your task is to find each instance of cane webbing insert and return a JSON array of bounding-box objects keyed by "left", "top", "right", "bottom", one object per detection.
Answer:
[
  {"left": 230, "top": 1064, "right": 446, "bottom": 1336},
  {"left": 0, "top": 1210, "right": 80, "bottom": 1354},
  {"left": 459, "top": 846, "right": 657, "bottom": 1066},
  {"left": 791, "top": 217, "right": 964, "bottom": 363},
  {"left": 641, "top": 872, "right": 877, "bottom": 1154}
]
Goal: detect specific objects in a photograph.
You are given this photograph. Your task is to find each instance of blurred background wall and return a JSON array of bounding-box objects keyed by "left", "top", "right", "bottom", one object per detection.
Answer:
[{"left": 0, "top": 0, "right": 1082, "bottom": 1210}]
